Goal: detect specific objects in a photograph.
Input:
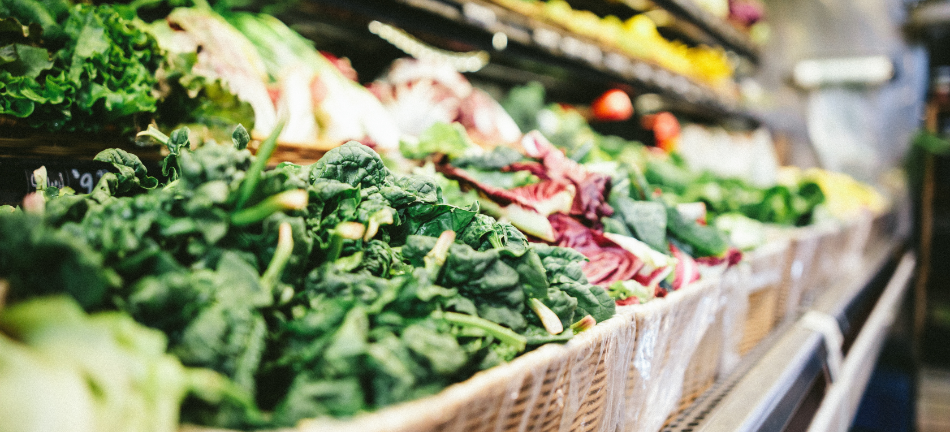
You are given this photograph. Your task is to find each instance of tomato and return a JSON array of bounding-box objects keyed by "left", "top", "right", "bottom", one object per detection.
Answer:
[
  {"left": 591, "top": 89, "right": 634, "bottom": 121},
  {"left": 641, "top": 111, "right": 680, "bottom": 151}
]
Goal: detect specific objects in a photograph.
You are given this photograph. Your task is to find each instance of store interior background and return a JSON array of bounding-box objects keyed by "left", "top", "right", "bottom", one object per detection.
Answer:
[
  {"left": 748, "top": 1, "right": 948, "bottom": 431},
  {"left": 4, "top": 0, "right": 947, "bottom": 429},
  {"left": 283, "top": 0, "right": 948, "bottom": 429}
]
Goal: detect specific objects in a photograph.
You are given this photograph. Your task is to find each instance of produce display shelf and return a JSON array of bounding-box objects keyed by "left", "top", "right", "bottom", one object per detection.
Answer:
[
  {"left": 303, "top": 0, "right": 760, "bottom": 125},
  {"left": 648, "top": 0, "right": 761, "bottom": 63},
  {"left": 663, "top": 238, "right": 914, "bottom": 432},
  {"left": 547, "top": 0, "right": 730, "bottom": 58}
]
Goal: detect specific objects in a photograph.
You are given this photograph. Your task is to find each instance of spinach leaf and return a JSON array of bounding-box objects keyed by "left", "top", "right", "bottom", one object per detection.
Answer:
[
  {"left": 0, "top": 211, "right": 116, "bottom": 309},
  {"left": 275, "top": 375, "right": 365, "bottom": 420},
  {"left": 666, "top": 205, "right": 728, "bottom": 257},
  {"left": 612, "top": 197, "right": 668, "bottom": 252},
  {"left": 312, "top": 141, "right": 394, "bottom": 188},
  {"left": 401, "top": 323, "right": 467, "bottom": 376},
  {"left": 404, "top": 203, "right": 477, "bottom": 238},
  {"left": 94, "top": 148, "right": 159, "bottom": 194},
  {"left": 400, "top": 122, "right": 476, "bottom": 160},
  {"left": 538, "top": 287, "right": 577, "bottom": 329},
  {"left": 560, "top": 281, "right": 614, "bottom": 323},
  {"left": 452, "top": 146, "right": 524, "bottom": 170},
  {"left": 523, "top": 325, "right": 574, "bottom": 346}
]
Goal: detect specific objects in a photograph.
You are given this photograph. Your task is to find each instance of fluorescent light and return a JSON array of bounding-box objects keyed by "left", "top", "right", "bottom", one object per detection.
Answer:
[{"left": 793, "top": 56, "right": 894, "bottom": 88}]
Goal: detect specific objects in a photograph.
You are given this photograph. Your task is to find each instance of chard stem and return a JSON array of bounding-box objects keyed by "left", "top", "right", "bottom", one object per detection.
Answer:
[
  {"left": 235, "top": 120, "right": 286, "bottom": 210},
  {"left": 261, "top": 223, "right": 294, "bottom": 293},
  {"left": 435, "top": 311, "right": 526, "bottom": 352},
  {"left": 326, "top": 222, "right": 366, "bottom": 262},
  {"left": 424, "top": 231, "right": 456, "bottom": 275},
  {"left": 230, "top": 190, "right": 308, "bottom": 226},
  {"left": 136, "top": 125, "right": 170, "bottom": 147},
  {"left": 529, "top": 298, "right": 564, "bottom": 335}
]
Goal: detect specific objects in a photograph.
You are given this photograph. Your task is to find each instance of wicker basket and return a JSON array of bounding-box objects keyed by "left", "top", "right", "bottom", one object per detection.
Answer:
[
  {"left": 613, "top": 276, "right": 723, "bottom": 432},
  {"left": 769, "top": 225, "right": 827, "bottom": 312},
  {"left": 180, "top": 313, "right": 635, "bottom": 432},
  {"left": 678, "top": 304, "right": 725, "bottom": 411},
  {"left": 736, "top": 240, "right": 791, "bottom": 355},
  {"left": 805, "top": 224, "right": 847, "bottom": 306},
  {"left": 774, "top": 228, "right": 815, "bottom": 320},
  {"left": 178, "top": 279, "right": 725, "bottom": 432},
  {"left": 841, "top": 211, "right": 874, "bottom": 273}
]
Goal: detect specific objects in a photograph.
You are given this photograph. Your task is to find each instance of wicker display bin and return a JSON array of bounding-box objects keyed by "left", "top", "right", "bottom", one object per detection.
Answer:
[
  {"left": 612, "top": 276, "right": 724, "bottom": 432},
  {"left": 773, "top": 227, "right": 820, "bottom": 320},
  {"left": 181, "top": 312, "right": 635, "bottom": 432},
  {"left": 841, "top": 211, "right": 874, "bottom": 273},
  {"left": 178, "top": 278, "right": 728, "bottom": 432},
  {"left": 813, "top": 223, "right": 848, "bottom": 296},
  {"left": 678, "top": 305, "right": 725, "bottom": 412},
  {"left": 736, "top": 240, "right": 791, "bottom": 355},
  {"left": 773, "top": 224, "right": 835, "bottom": 310}
]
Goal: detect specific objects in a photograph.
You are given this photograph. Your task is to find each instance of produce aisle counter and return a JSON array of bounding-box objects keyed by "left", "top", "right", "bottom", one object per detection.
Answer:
[
  {"left": 665, "top": 237, "right": 915, "bottom": 432},
  {"left": 0, "top": 1, "right": 916, "bottom": 431}
]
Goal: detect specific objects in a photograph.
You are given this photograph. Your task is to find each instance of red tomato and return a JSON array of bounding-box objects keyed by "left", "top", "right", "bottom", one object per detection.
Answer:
[
  {"left": 591, "top": 89, "right": 634, "bottom": 121},
  {"left": 642, "top": 112, "right": 680, "bottom": 151}
]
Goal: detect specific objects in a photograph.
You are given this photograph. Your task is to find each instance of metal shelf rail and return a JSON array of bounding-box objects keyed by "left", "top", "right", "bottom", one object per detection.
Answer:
[{"left": 664, "top": 240, "right": 914, "bottom": 432}]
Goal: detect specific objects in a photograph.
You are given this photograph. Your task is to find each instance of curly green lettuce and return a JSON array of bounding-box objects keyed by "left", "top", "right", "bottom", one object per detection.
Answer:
[{"left": 0, "top": 2, "right": 160, "bottom": 132}]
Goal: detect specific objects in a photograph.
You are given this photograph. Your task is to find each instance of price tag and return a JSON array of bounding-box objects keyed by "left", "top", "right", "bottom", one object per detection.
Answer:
[
  {"left": 631, "top": 61, "right": 655, "bottom": 83},
  {"left": 561, "top": 37, "right": 587, "bottom": 60},
  {"left": 533, "top": 27, "right": 560, "bottom": 51},
  {"left": 671, "top": 75, "right": 691, "bottom": 96},
  {"left": 462, "top": 3, "right": 497, "bottom": 28},
  {"left": 25, "top": 167, "right": 111, "bottom": 195},
  {"left": 0, "top": 158, "right": 120, "bottom": 205},
  {"left": 604, "top": 53, "right": 630, "bottom": 75},
  {"left": 653, "top": 68, "right": 673, "bottom": 90}
]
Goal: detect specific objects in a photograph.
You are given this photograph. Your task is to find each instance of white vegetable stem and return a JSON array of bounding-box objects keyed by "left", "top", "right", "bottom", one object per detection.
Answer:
[{"left": 529, "top": 298, "right": 563, "bottom": 335}]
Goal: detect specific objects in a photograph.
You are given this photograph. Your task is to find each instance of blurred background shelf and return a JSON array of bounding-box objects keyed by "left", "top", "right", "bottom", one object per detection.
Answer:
[
  {"left": 650, "top": 0, "right": 760, "bottom": 62},
  {"left": 285, "top": 0, "right": 761, "bottom": 127}
]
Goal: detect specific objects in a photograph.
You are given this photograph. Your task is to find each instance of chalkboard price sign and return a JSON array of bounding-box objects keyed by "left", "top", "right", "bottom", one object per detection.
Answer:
[{"left": 0, "top": 158, "right": 118, "bottom": 205}]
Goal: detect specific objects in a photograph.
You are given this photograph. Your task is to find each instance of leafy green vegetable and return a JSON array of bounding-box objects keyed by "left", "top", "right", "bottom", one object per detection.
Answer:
[
  {"left": 0, "top": 296, "right": 251, "bottom": 432},
  {"left": 462, "top": 168, "right": 540, "bottom": 190},
  {"left": 665, "top": 205, "right": 728, "bottom": 257},
  {"left": 0, "top": 211, "right": 117, "bottom": 309},
  {"left": 452, "top": 146, "right": 525, "bottom": 170},
  {"left": 400, "top": 122, "right": 478, "bottom": 160},
  {"left": 649, "top": 166, "right": 825, "bottom": 227},
  {"left": 714, "top": 213, "right": 766, "bottom": 251},
  {"left": 93, "top": 148, "right": 160, "bottom": 194},
  {"left": 0, "top": 2, "right": 161, "bottom": 132},
  {"left": 0, "top": 124, "right": 614, "bottom": 427},
  {"left": 312, "top": 141, "right": 395, "bottom": 189},
  {"left": 608, "top": 280, "right": 653, "bottom": 303},
  {"left": 610, "top": 197, "right": 668, "bottom": 252},
  {"left": 501, "top": 81, "right": 546, "bottom": 132}
]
